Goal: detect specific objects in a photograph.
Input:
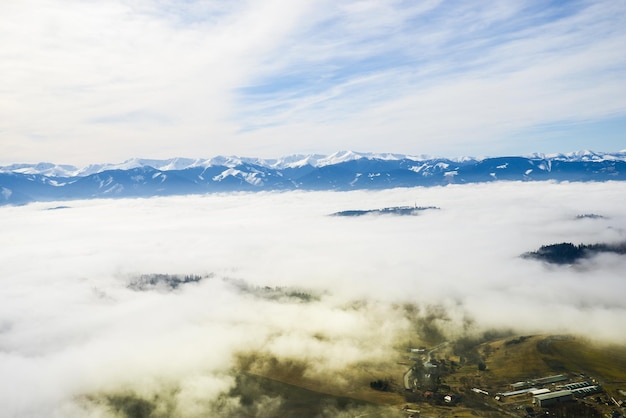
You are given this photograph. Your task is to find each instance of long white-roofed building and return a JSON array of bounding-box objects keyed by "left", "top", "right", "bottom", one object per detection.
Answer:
[{"left": 533, "top": 390, "right": 574, "bottom": 407}]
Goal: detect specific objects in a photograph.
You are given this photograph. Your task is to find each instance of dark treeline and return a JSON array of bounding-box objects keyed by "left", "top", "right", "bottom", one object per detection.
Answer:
[
  {"left": 127, "top": 273, "right": 209, "bottom": 291},
  {"left": 522, "top": 242, "right": 626, "bottom": 264},
  {"left": 331, "top": 206, "right": 439, "bottom": 217}
]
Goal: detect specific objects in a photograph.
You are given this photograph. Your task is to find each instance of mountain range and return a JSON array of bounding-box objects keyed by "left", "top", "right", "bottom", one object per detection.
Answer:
[{"left": 2, "top": 150, "right": 625, "bottom": 205}]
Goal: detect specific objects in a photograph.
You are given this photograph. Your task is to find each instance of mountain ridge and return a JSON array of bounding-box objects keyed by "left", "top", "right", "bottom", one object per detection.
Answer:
[
  {"left": 4, "top": 150, "right": 626, "bottom": 177},
  {"left": 1, "top": 150, "right": 626, "bottom": 205}
]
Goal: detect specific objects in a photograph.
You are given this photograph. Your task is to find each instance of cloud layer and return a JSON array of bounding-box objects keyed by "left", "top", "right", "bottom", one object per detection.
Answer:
[
  {"left": 0, "top": 182, "right": 625, "bottom": 416},
  {"left": 1, "top": 0, "right": 625, "bottom": 164}
]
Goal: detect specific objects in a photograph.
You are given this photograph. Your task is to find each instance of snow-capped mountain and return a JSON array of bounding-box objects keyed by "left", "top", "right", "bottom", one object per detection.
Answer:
[{"left": 1, "top": 151, "right": 625, "bottom": 205}]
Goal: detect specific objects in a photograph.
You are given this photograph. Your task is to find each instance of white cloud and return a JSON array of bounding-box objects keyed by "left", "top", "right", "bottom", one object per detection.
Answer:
[
  {"left": 0, "top": 0, "right": 314, "bottom": 163},
  {"left": 0, "top": 182, "right": 625, "bottom": 415},
  {"left": 236, "top": 1, "right": 626, "bottom": 156},
  {"left": 0, "top": 1, "right": 624, "bottom": 164}
]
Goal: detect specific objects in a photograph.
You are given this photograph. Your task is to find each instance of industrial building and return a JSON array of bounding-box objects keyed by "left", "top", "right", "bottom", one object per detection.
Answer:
[
  {"left": 510, "top": 374, "right": 567, "bottom": 391},
  {"left": 559, "top": 381, "right": 592, "bottom": 390},
  {"left": 533, "top": 374, "right": 568, "bottom": 385},
  {"left": 510, "top": 381, "right": 533, "bottom": 390},
  {"left": 529, "top": 388, "right": 551, "bottom": 396},
  {"left": 533, "top": 390, "right": 574, "bottom": 407},
  {"left": 500, "top": 387, "right": 538, "bottom": 397},
  {"left": 571, "top": 385, "right": 602, "bottom": 397}
]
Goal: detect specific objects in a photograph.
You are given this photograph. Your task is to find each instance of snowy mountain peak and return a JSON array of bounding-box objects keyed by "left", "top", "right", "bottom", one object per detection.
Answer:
[
  {"left": 320, "top": 150, "right": 366, "bottom": 165},
  {"left": 0, "top": 162, "right": 80, "bottom": 177},
  {"left": 1, "top": 150, "right": 625, "bottom": 206},
  {"left": 525, "top": 150, "right": 626, "bottom": 162},
  {"left": 2, "top": 150, "right": 626, "bottom": 179}
]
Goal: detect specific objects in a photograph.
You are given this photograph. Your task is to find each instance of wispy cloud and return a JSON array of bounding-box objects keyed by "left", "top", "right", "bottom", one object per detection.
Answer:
[
  {"left": 237, "top": 1, "right": 626, "bottom": 153},
  {"left": 0, "top": 0, "right": 624, "bottom": 164}
]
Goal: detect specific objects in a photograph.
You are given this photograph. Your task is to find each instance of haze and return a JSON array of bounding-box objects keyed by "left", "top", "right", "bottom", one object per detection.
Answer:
[{"left": 1, "top": 181, "right": 625, "bottom": 416}]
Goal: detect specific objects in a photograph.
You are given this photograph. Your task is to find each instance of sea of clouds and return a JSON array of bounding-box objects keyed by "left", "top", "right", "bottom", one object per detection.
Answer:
[{"left": 1, "top": 181, "right": 624, "bottom": 417}]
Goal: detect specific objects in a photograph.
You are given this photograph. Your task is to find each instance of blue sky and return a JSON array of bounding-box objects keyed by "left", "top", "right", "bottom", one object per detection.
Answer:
[{"left": 1, "top": 0, "right": 625, "bottom": 164}]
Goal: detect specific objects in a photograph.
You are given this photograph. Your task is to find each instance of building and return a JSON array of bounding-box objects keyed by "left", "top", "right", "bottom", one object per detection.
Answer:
[
  {"left": 529, "top": 388, "right": 551, "bottom": 396},
  {"left": 571, "top": 385, "right": 602, "bottom": 397},
  {"left": 559, "top": 381, "right": 591, "bottom": 390},
  {"left": 533, "top": 390, "right": 574, "bottom": 407},
  {"left": 500, "top": 387, "right": 538, "bottom": 397},
  {"left": 510, "top": 381, "right": 533, "bottom": 390},
  {"left": 512, "top": 374, "right": 568, "bottom": 391},
  {"left": 472, "top": 388, "right": 489, "bottom": 396},
  {"left": 533, "top": 374, "right": 568, "bottom": 385}
]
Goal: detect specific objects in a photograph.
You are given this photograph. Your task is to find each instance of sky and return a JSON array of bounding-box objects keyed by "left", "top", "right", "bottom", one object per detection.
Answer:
[
  {"left": 1, "top": 181, "right": 625, "bottom": 416},
  {"left": 1, "top": 0, "right": 625, "bottom": 165}
]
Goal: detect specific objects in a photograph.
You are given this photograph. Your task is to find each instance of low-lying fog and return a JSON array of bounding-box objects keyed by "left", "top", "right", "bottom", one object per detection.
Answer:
[{"left": 1, "top": 181, "right": 625, "bottom": 417}]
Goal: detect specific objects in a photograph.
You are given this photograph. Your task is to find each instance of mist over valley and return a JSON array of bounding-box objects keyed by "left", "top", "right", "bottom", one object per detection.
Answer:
[{"left": 1, "top": 181, "right": 625, "bottom": 417}]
